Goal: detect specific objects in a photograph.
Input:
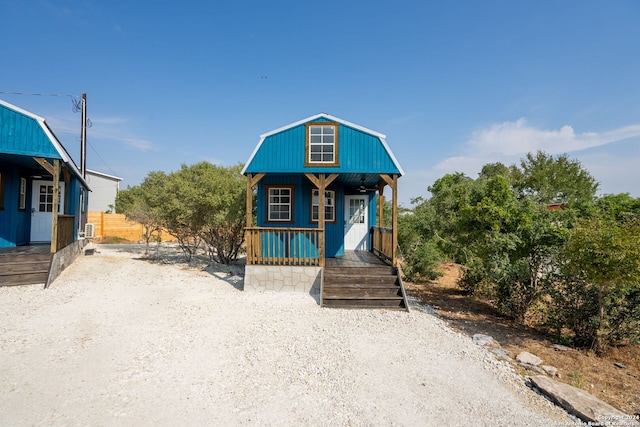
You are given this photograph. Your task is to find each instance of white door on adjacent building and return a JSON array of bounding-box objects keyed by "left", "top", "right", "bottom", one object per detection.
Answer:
[
  {"left": 344, "top": 195, "right": 369, "bottom": 251},
  {"left": 30, "top": 180, "right": 65, "bottom": 242}
]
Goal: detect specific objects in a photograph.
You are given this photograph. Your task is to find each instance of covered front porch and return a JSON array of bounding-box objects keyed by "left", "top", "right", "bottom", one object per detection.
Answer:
[
  {"left": 243, "top": 172, "right": 407, "bottom": 310},
  {"left": 244, "top": 172, "right": 400, "bottom": 268}
]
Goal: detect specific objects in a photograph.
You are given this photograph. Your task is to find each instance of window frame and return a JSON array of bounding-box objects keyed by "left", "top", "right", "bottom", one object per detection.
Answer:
[
  {"left": 265, "top": 185, "right": 295, "bottom": 223},
  {"left": 305, "top": 122, "right": 339, "bottom": 166},
  {"left": 18, "top": 177, "right": 27, "bottom": 210},
  {"left": 309, "top": 189, "right": 336, "bottom": 224}
]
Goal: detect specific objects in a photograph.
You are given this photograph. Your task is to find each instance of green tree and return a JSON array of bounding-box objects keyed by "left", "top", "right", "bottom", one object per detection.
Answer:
[
  {"left": 116, "top": 172, "right": 168, "bottom": 254},
  {"left": 163, "top": 162, "right": 246, "bottom": 264},
  {"left": 510, "top": 151, "right": 598, "bottom": 207},
  {"left": 554, "top": 217, "right": 640, "bottom": 352},
  {"left": 427, "top": 173, "right": 475, "bottom": 263},
  {"left": 595, "top": 193, "right": 640, "bottom": 221},
  {"left": 398, "top": 198, "right": 443, "bottom": 281}
]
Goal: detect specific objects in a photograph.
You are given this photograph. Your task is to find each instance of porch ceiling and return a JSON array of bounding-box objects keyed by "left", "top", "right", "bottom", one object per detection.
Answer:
[{"left": 0, "top": 153, "right": 53, "bottom": 176}]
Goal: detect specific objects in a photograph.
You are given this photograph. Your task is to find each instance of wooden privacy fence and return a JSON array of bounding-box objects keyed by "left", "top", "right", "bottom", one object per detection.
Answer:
[{"left": 87, "top": 212, "right": 175, "bottom": 242}]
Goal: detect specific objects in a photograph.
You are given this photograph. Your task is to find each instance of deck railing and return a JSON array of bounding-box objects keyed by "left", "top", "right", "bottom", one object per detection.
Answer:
[
  {"left": 56, "top": 215, "right": 75, "bottom": 251},
  {"left": 372, "top": 226, "right": 393, "bottom": 263},
  {"left": 245, "top": 227, "right": 324, "bottom": 266}
]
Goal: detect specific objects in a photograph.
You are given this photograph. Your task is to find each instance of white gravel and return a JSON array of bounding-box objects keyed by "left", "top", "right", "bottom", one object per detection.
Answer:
[{"left": 0, "top": 245, "right": 571, "bottom": 426}]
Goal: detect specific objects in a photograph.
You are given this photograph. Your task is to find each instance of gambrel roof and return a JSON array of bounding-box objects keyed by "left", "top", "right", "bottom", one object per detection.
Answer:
[
  {"left": 0, "top": 99, "right": 89, "bottom": 188},
  {"left": 242, "top": 113, "right": 404, "bottom": 176}
]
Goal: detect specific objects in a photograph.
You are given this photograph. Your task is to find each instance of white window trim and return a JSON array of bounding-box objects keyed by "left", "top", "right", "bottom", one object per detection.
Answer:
[
  {"left": 19, "top": 177, "right": 27, "bottom": 210},
  {"left": 306, "top": 122, "right": 339, "bottom": 165},
  {"left": 267, "top": 186, "right": 293, "bottom": 222}
]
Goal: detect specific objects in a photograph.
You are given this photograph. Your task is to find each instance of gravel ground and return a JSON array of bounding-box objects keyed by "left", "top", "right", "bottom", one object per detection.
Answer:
[{"left": 0, "top": 245, "right": 572, "bottom": 426}]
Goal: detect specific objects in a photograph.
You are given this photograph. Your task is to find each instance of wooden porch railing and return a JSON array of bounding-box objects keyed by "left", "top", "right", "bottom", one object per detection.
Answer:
[
  {"left": 56, "top": 215, "right": 75, "bottom": 251},
  {"left": 245, "top": 227, "right": 324, "bottom": 266},
  {"left": 372, "top": 226, "right": 393, "bottom": 264}
]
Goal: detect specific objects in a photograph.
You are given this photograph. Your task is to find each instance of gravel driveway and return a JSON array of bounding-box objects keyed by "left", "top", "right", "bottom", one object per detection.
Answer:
[{"left": 0, "top": 245, "right": 571, "bottom": 426}]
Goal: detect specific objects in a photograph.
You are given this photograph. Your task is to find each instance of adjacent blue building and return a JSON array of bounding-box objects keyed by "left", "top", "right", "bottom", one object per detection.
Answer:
[{"left": 0, "top": 99, "right": 89, "bottom": 252}]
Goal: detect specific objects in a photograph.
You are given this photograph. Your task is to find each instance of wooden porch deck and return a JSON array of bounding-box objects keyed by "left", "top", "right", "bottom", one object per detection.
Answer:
[
  {"left": 325, "top": 250, "right": 389, "bottom": 268},
  {"left": 0, "top": 245, "right": 53, "bottom": 287},
  {"left": 322, "top": 251, "right": 408, "bottom": 311},
  {"left": 0, "top": 244, "right": 51, "bottom": 255}
]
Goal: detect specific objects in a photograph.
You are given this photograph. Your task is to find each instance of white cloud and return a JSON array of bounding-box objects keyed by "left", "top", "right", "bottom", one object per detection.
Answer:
[
  {"left": 47, "top": 114, "right": 155, "bottom": 152},
  {"left": 398, "top": 119, "right": 640, "bottom": 202},
  {"left": 433, "top": 119, "right": 640, "bottom": 178},
  {"left": 468, "top": 119, "right": 640, "bottom": 156}
]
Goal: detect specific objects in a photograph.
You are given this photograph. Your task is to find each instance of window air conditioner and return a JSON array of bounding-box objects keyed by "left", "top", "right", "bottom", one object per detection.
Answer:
[{"left": 84, "top": 223, "right": 95, "bottom": 239}]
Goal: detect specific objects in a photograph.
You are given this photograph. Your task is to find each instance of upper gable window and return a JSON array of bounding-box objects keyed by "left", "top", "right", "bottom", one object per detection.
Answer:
[{"left": 305, "top": 122, "right": 339, "bottom": 166}]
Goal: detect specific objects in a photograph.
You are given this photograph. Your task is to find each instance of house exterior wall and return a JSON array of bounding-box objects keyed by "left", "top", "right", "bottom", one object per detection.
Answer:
[
  {"left": 86, "top": 170, "right": 121, "bottom": 212},
  {"left": 0, "top": 100, "right": 89, "bottom": 248},
  {"left": 244, "top": 117, "right": 401, "bottom": 175},
  {"left": 0, "top": 104, "right": 61, "bottom": 159},
  {"left": 255, "top": 174, "right": 378, "bottom": 258},
  {"left": 0, "top": 164, "right": 31, "bottom": 246}
]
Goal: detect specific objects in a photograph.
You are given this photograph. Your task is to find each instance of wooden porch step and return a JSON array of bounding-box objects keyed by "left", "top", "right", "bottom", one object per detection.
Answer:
[
  {"left": 325, "top": 266, "right": 396, "bottom": 276},
  {"left": 321, "top": 298, "right": 406, "bottom": 309},
  {"left": 322, "top": 266, "right": 407, "bottom": 310},
  {"left": 0, "top": 253, "right": 52, "bottom": 286},
  {"left": 323, "top": 285, "right": 403, "bottom": 299}
]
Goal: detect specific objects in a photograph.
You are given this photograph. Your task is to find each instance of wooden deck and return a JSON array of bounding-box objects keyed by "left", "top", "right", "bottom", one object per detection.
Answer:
[
  {"left": 0, "top": 245, "right": 53, "bottom": 287},
  {"left": 322, "top": 251, "right": 408, "bottom": 311},
  {"left": 325, "top": 250, "right": 389, "bottom": 268}
]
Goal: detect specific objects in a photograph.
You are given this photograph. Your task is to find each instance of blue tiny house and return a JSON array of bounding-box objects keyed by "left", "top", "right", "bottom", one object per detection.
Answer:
[
  {"left": 0, "top": 99, "right": 90, "bottom": 286},
  {"left": 242, "top": 113, "right": 405, "bottom": 302}
]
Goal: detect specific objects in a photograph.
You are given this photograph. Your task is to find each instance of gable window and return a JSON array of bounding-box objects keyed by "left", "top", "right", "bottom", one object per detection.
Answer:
[
  {"left": 311, "top": 189, "right": 335, "bottom": 223},
  {"left": 305, "top": 122, "right": 339, "bottom": 166},
  {"left": 267, "top": 186, "right": 294, "bottom": 222},
  {"left": 18, "top": 177, "right": 27, "bottom": 210}
]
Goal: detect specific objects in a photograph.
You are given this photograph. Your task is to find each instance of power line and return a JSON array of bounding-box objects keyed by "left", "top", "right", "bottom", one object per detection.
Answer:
[
  {"left": 0, "top": 90, "right": 77, "bottom": 97},
  {"left": 2, "top": 90, "right": 119, "bottom": 179}
]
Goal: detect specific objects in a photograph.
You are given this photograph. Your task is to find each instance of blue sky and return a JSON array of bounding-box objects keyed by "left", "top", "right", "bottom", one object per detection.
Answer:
[{"left": 1, "top": 0, "right": 639, "bottom": 206}]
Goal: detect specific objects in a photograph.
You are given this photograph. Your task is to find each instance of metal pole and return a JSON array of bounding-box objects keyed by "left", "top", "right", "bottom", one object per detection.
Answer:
[{"left": 80, "top": 93, "right": 87, "bottom": 178}]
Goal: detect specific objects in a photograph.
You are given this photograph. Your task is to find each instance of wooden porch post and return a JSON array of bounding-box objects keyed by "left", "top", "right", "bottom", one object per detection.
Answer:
[
  {"left": 391, "top": 174, "right": 398, "bottom": 267},
  {"left": 245, "top": 172, "right": 265, "bottom": 227},
  {"left": 50, "top": 159, "right": 60, "bottom": 253},
  {"left": 245, "top": 173, "right": 265, "bottom": 264},
  {"left": 305, "top": 173, "right": 339, "bottom": 267},
  {"left": 377, "top": 181, "right": 385, "bottom": 228},
  {"left": 380, "top": 174, "right": 399, "bottom": 267}
]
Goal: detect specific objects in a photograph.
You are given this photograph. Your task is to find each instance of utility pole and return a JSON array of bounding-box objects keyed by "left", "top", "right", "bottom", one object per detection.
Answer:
[{"left": 80, "top": 93, "right": 87, "bottom": 178}]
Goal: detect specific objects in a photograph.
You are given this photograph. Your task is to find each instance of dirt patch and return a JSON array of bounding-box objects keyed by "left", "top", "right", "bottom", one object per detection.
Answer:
[{"left": 405, "top": 262, "right": 640, "bottom": 416}]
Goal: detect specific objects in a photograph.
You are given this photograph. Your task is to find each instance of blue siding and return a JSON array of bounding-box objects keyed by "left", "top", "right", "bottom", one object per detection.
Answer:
[
  {"left": 256, "top": 174, "right": 351, "bottom": 257},
  {"left": 0, "top": 165, "right": 31, "bottom": 247},
  {"left": 245, "top": 121, "right": 400, "bottom": 175},
  {"left": 0, "top": 104, "right": 61, "bottom": 158}
]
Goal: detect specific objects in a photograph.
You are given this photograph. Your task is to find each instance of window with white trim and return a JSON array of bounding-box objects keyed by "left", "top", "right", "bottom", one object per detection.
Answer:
[
  {"left": 267, "top": 187, "right": 293, "bottom": 222},
  {"left": 306, "top": 122, "right": 338, "bottom": 165},
  {"left": 311, "top": 189, "right": 335, "bottom": 223},
  {"left": 19, "top": 177, "right": 27, "bottom": 210}
]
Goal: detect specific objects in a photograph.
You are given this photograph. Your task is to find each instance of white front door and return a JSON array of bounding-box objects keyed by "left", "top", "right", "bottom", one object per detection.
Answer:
[
  {"left": 30, "top": 180, "right": 65, "bottom": 242},
  {"left": 344, "top": 195, "right": 369, "bottom": 251}
]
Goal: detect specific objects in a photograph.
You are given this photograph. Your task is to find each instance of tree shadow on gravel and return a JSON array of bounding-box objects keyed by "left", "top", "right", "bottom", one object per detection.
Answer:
[{"left": 97, "top": 243, "right": 245, "bottom": 291}]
